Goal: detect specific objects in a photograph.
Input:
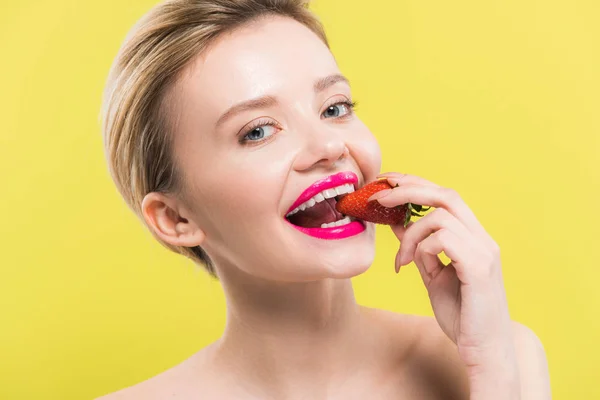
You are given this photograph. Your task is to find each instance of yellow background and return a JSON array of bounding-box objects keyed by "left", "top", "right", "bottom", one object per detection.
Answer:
[{"left": 1, "top": 0, "right": 598, "bottom": 398}]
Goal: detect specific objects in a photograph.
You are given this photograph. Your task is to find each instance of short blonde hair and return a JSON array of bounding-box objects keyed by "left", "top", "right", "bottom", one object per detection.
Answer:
[{"left": 101, "top": 0, "right": 329, "bottom": 276}]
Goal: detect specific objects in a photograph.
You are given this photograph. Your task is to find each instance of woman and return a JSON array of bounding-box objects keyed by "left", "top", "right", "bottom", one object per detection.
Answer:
[{"left": 99, "top": 0, "right": 550, "bottom": 398}]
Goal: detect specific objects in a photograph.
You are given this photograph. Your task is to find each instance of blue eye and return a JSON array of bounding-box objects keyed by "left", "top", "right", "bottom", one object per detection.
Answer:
[
  {"left": 322, "top": 101, "right": 356, "bottom": 119},
  {"left": 241, "top": 121, "right": 279, "bottom": 144}
]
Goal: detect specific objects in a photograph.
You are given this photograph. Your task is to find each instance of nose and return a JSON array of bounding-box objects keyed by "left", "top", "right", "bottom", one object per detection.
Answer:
[{"left": 292, "top": 126, "right": 350, "bottom": 172}]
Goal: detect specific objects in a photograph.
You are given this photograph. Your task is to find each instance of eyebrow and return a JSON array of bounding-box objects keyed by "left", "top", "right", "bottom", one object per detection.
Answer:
[
  {"left": 314, "top": 74, "right": 350, "bottom": 93},
  {"left": 215, "top": 74, "right": 351, "bottom": 128},
  {"left": 216, "top": 95, "right": 277, "bottom": 128}
]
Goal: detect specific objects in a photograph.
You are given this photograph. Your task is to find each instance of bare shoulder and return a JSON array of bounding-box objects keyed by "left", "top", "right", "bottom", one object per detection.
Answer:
[
  {"left": 94, "top": 343, "right": 220, "bottom": 400},
  {"left": 365, "top": 307, "right": 470, "bottom": 399},
  {"left": 94, "top": 363, "right": 192, "bottom": 400},
  {"left": 95, "top": 384, "right": 145, "bottom": 400},
  {"left": 94, "top": 371, "right": 175, "bottom": 400},
  {"left": 372, "top": 308, "right": 551, "bottom": 399},
  {"left": 404, "top": 314, "right": 471, "bottom": 399},
  {"left": 510, "top": 321, "right": 552, "bottom": 399}
]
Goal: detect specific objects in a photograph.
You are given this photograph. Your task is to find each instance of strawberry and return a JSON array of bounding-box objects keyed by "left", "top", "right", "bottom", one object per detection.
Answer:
[{"left": 335, "top": 180, "right": 429, "bottom": 227}]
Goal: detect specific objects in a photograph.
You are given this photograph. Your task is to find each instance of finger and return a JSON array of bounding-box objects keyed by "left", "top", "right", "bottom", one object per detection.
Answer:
[
  {"left": 375, "top": 184, "right": 490, "bottom": 242},
  {"left": 394, "top": 246, "right": 402, "bottom": 273},
  {"left": 416, "top": 234, "right": 449, "bottom": 280},
  {"left": 397, "top": 208, "right": 472, "bottom": 266},
  {"left": 417, "top": 228, "right": 477, "bottom": 283},
  {"left": 376, "top": 173, "right": 440, "bottom": 188},
  {"left": 412, "top": 245, "right": 432, "bottom": 286}
]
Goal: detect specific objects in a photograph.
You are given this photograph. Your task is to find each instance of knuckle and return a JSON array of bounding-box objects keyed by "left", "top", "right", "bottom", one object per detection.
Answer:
[
  {"left": 431, "top": 207, "right": 452, "bottom": 224},
  {"left": 490, "top": 241, "right": 501, "bottom": 256},
  {"left": 442, "top": 187, "right": 461, "bottom": 203},
  {"left": 483, "top": 250, "right": 496, "bottom": 267},
  {"left": 430, "top": 207, "right": 446, "bottom": 217},
  {"left": 478, "top": 251, "right": 498, "bottom": 278},
  {"left": 435, "top": 228, "right": 452, "bottom": 244},
  {"left": 415, "top": 240, "right": 426, "bottom": 254}
]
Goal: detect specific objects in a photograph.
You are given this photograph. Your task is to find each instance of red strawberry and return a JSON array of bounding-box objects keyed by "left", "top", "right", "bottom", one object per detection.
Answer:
[{"left": 335, "top": 180, "right": 429, "bottom": 226}]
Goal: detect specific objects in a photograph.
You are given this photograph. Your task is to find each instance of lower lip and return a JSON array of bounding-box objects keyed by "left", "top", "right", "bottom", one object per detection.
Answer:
[{"left": 286, "top": 220, "right": 366, "bottom": 240}]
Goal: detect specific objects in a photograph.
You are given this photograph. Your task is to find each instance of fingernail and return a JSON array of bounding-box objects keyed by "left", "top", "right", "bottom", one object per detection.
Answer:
[
  {"left": 377, "top": 172, "right": 404, "bottom": 178},
  {"left": 368, "top": 188, "right": 392, "bottom": 202},
  {"left": 395, "top": 250, "right": 405, "bottom": 273},
  {"left": 386, "top": 177, "right": 401, "bottom": 187}
]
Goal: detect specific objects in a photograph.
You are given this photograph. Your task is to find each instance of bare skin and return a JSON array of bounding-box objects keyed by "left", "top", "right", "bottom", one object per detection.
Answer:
[
  {"left": 98, "top": 14, "right": 550, "bottom": 400},
  {"left": 102, "top": 307, "right": 473, "bottom": 400},
  {"left": 98, "top": 307, "right": 546, "bottom": 399}
]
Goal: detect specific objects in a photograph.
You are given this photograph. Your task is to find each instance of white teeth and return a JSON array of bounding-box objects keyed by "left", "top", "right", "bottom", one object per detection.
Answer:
[
  {"left": 320, "top": 216, "right": 352, "bottom": 229},
  {"left": 335, "top": 183, "right": 355, "bottom": 196},
  {"left": 335, "top": 216, "right": 352, "bottom": 226},
  {"left": 286, "top": 183, "right": 357, "bottom": 218},
  {"left": 322, "top": 188, "right": 338, "bottom": 199},
  {"left": 313, "top": 193, "right": 325, "bottom": 203}
]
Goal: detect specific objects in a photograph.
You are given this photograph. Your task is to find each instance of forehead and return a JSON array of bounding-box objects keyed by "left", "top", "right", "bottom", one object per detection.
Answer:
[{"left": 177, "top": 16, "right": 339, "bottom": 120}]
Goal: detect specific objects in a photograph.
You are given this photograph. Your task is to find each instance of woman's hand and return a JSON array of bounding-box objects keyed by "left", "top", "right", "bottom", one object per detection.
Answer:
[{"left": 370, "top": 172, "right": 521, "bottom": 398}]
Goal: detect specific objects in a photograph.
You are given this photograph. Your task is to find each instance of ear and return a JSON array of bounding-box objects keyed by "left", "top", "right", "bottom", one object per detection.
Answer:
[{"left": 141, "top": 192, "right": 205, "bottom": 248}]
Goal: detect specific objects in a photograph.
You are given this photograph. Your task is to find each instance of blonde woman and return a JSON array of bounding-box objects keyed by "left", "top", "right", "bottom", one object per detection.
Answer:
[{"left": 99, "top": 0, "right": 550, "bottom": 398}]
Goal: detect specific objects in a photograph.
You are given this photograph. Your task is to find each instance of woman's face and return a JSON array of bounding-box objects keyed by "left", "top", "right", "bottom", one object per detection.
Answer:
[{"left": 168, "top": 16, "right": 382, "bottom": 281}]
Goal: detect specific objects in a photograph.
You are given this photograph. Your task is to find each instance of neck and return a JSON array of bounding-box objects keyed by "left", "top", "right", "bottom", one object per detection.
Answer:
[{"left": 213, "top": 265, "right": 377, "bottom": 397}]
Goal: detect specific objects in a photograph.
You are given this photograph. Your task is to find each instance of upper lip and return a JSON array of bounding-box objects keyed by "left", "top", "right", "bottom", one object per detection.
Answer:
[{"left": 285, "top": 171, "right": 359, "bottom": 216}]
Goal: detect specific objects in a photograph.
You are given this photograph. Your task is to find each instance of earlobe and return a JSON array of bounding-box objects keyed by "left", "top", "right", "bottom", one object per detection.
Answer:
[{"left": 141, "top": 192, "right": 206, "bottom": 248}]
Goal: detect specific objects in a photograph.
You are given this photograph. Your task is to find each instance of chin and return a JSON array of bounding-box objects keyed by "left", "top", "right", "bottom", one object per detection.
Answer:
[
  {"left": 303, "top": 222, "right": 377, "bottom": 280},
  {"left": 324, "top": 248, "right": 375, "bottom": 279},
  {"left": 239, "top": 222, "right": 377, "bottom": 282},
  {"left": 298, "top": 238, "right": 376, "bottom": 280},
  {"left": 323, "top": 261, "right": 372, "bottom": 280}
]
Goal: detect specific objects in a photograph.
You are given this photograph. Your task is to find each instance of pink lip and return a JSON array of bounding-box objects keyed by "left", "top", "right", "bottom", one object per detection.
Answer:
[
  {"left": 284, "top": 171, "right": 365, "bottom": 240},
  {"left": 286, "top": 220, "right": 366, "bottom": 240},
  {"left": 285, "top": 171, "right": 359, "bottom": 215}
]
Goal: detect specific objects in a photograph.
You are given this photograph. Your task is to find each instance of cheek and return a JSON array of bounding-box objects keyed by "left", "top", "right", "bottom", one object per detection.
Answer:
[
  {"left": 190, "top": 173, "right": 279, "bottom": 260},
  {"left": 350, "top": 123, "right": 382, "bottom": 181},
  {"left": 200, "top": 155, "right": 286, "bottom": 223}
]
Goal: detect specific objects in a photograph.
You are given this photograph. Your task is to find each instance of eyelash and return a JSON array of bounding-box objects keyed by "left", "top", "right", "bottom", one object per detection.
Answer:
[
  {"left": 324, "top": 99, "right": 357, "bottom": 118},
  {"left": 239, "top": 118, "right": 279, "bottom": 146},
  {"left": 239, "top": 100, "right": 358, "bottom": 146}
]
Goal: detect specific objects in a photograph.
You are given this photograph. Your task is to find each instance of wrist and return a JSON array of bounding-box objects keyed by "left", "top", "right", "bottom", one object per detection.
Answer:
[
  {"left": 468, "top": 365, "right": 521, "bottom": 400},
  {"left": 461, "top": 340, "right": 521, "bottom": 399}
]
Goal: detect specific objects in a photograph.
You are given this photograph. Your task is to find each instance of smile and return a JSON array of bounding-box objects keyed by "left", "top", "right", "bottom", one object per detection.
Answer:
[{"left": 284, "top": 171, "right": 366, "bottom": 240}]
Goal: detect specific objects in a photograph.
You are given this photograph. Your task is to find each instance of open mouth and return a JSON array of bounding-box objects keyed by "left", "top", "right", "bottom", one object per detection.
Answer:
[{"left": 285, "top": 183, "right": 356, "bottom": 229}]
